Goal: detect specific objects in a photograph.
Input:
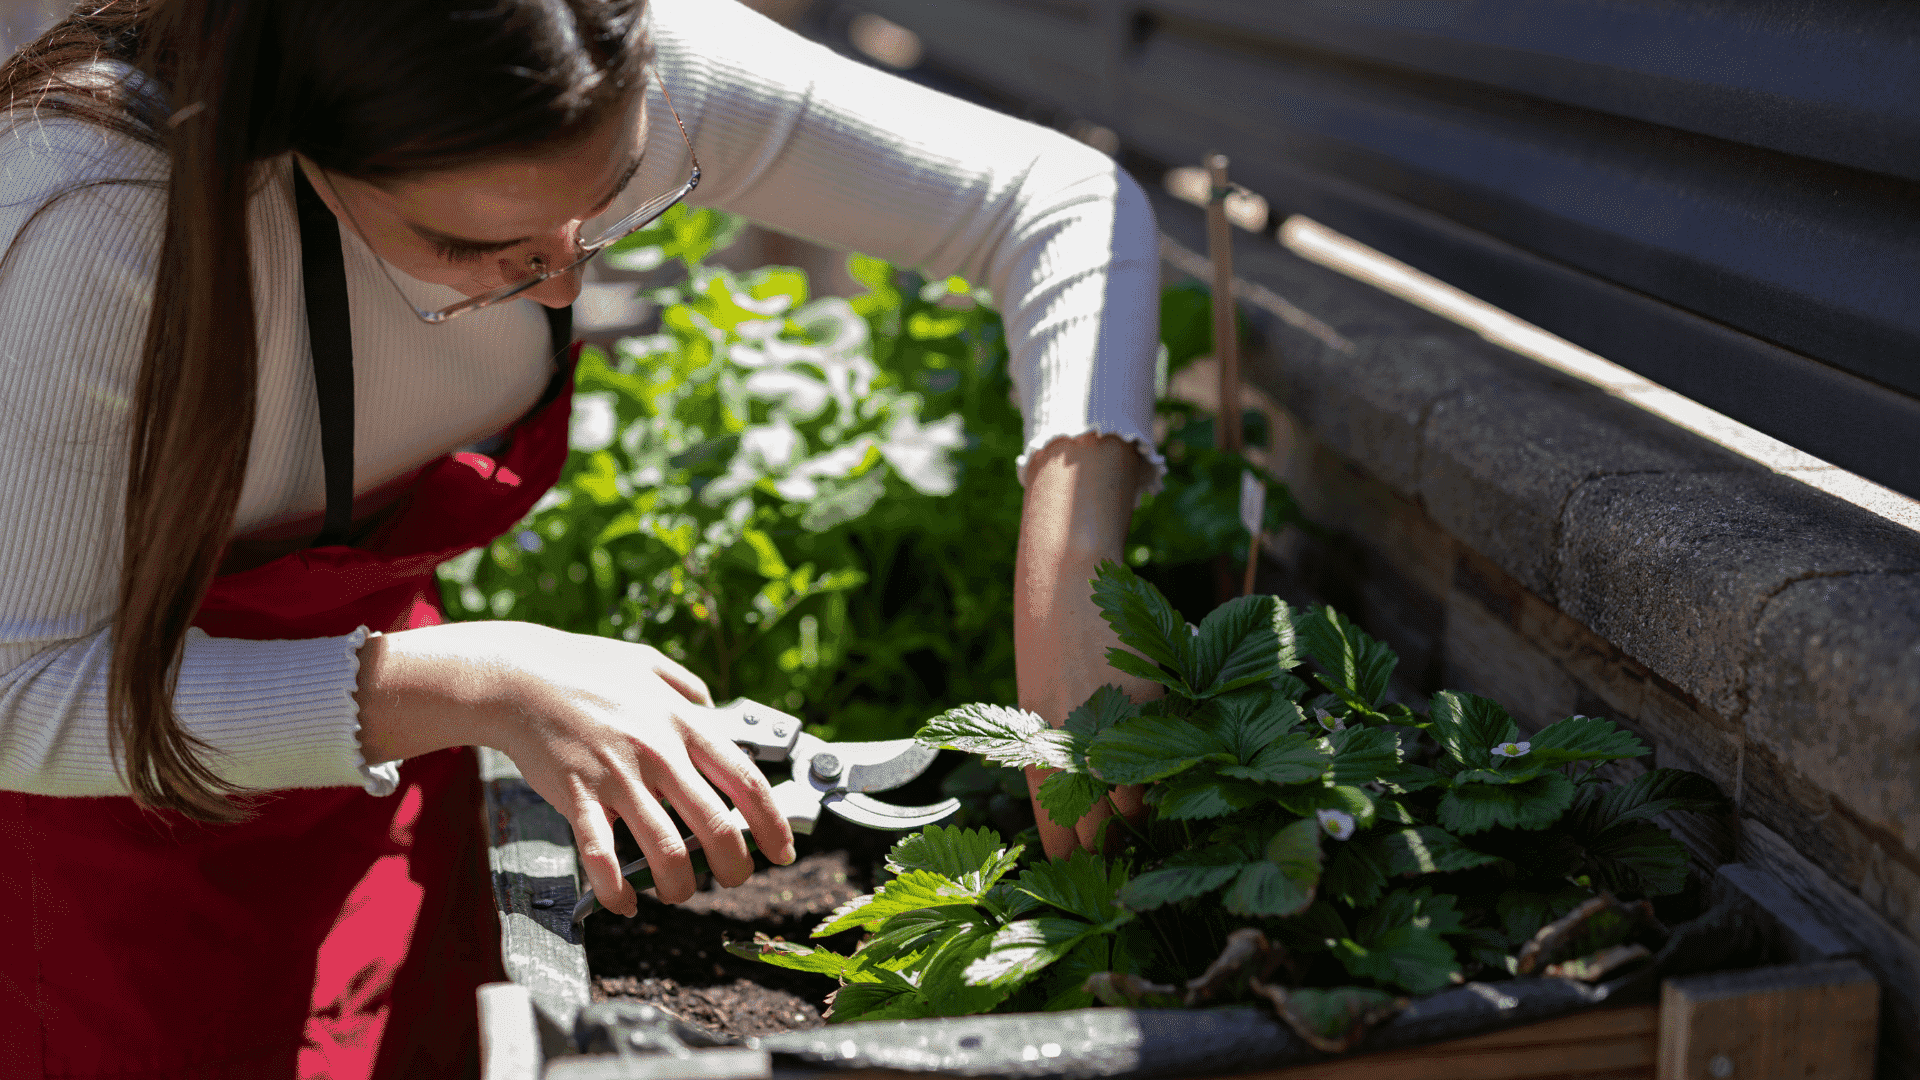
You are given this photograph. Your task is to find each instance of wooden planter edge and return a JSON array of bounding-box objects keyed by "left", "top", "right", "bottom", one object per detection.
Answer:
[{"left": 475, "top": 748, "right": 1881, "bottom": 1080}]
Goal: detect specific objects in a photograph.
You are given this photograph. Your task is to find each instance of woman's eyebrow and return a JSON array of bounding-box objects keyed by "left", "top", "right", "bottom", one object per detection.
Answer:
[{"left": 403, "top": 152, "right": 649, "bottom": 249}]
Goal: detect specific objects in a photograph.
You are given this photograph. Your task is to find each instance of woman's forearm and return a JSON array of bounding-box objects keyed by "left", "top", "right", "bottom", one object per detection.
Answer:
[
  {"left": 350, "top": 620, "right": 529, "bottom": 765},
  {"left": 1013, "top": 434, "right": 1143, "bottom": 718},
  {"left": 1014, "top": 433, "right": 1160, "bottom": 857}
]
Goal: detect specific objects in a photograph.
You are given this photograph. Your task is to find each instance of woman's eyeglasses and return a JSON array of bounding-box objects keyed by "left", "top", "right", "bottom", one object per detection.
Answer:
[{"left": 323, "top": 67, "right": 700, "bottom": 325}]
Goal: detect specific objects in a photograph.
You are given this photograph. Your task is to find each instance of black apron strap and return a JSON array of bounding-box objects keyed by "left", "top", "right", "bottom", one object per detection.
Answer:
[
  {"left": 538, "top": 304, "right": 576, "bottom": 406},
  {"left": 292, "top": 165, "right": 356, "bottom": 548},
  {"left": 292, "top": 163, "right": 577, "bottom": 546}
]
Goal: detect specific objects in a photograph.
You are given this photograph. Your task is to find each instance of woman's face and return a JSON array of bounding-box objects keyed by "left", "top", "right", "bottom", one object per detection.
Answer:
[{"left": 300, "top": 91, "right": 648, "bottom": 311}]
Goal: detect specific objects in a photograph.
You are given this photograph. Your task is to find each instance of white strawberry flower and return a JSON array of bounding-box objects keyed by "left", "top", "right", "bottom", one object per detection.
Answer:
[
  {"left": 1491, "top": 741, "right": 1531, "bottom": 759},
  {"left": 1316, "top": 808, "right": 1356, "bottom": 841}
]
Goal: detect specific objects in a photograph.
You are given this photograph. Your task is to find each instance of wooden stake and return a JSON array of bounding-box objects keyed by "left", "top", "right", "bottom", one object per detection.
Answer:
[
  {"left": 1239, "top": 469, "right": 1264, "bottom": 597},
  {"left": 1205, "top": 154, "right": 1241, "bottom": 454}
]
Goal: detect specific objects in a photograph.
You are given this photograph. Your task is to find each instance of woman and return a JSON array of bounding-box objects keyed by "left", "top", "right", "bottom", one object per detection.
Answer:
[{"left": 0, "top": 0, "right": 1161, "bottom": 1075}]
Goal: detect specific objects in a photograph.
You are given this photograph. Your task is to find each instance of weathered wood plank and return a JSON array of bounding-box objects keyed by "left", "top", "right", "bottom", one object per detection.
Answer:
[
  {"left": 1200, "top": 1004, "right": 1656, "bottom": 1080},
  {"left": 801, "top": 1005, "right": 1658, "bottom": 1080},
  {"left": 1657, "top": 961, "right": 1877, "bottom": 1080},
  {"left": 480, "top": 745, "right": 591, "bottom": 1061},
  {"left": 477, "top": 982, "right": 542, "bottom": 1080}
]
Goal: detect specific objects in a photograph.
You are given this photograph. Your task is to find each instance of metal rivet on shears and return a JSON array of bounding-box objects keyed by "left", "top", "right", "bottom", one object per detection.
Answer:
[
  {"left": 811, "top": 753, "right": 843, "bottom": 782},
  {"left": 742, "top": 713, "right": 759, "bottom": 725},
  {"left": 773, "top": 724, "right": 790, "bottom": 738}
]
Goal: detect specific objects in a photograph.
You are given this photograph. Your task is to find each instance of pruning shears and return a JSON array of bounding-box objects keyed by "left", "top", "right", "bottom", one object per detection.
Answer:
[{"left": 571, "top": 698, "right": 959, "bottom": 924}]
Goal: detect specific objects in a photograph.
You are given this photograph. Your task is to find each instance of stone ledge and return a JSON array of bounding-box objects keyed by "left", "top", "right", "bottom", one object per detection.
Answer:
[
  {"left": 1748, "top": 572, "right": 1920, "bottom": 869},
  {"left": 1555, "top": 472, "right": 1920, "bottom": 723}
]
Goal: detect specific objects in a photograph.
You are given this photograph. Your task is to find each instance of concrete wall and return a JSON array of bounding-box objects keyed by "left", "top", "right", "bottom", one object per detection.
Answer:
[{"left": 1155, "top": 194, "right": 1920, "bottom": 1073}]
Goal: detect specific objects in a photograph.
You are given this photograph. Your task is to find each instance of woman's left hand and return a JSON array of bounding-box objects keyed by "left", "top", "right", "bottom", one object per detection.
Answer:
[{"left": 1014, "top": 433, "right": 1160, "bottom": 859}]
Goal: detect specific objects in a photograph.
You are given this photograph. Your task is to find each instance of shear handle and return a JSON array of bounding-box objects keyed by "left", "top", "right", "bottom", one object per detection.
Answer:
[{"left": 706, "top": 698, "right": 804, "bottom": 763}]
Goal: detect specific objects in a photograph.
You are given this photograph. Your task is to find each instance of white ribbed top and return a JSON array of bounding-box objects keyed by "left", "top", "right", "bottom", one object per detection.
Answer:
[{"left": 0, "top": 0, "right": 1160, "bottom": 797}]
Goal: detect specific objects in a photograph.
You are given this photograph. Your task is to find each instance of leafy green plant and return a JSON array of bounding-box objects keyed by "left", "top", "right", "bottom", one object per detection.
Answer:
[
  {"left": 440, "top": 205, "right": 1297, "bottom": 744},
  {"left": 737, "top": 562, "right": 1723, "bottom": 1049}
]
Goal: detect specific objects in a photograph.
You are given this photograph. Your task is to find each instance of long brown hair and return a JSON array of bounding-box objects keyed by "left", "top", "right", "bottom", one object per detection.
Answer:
[{"left": 0, "top": 0, "right": 649, "bottom": 821}]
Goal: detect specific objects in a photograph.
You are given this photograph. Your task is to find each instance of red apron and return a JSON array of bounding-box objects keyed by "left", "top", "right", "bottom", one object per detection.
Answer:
[{"left": 0, "top": 168, "right": 577, "bottom": 1079}]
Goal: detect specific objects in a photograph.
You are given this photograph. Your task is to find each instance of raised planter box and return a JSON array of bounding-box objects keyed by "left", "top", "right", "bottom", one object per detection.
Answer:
[{"left": 474, "top": 748, "right": 1880, "bottom": 1080}]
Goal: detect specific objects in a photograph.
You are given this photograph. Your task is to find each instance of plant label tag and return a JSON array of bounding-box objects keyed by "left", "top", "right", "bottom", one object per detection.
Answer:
[{"left": 1239, "top": 469, "right": 1265, "bottom": 536}]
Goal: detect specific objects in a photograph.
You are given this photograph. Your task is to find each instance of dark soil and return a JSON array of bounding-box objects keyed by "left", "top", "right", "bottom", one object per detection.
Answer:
[{"left": 584, "top": 814, "right": 906, "bottom": 1041}]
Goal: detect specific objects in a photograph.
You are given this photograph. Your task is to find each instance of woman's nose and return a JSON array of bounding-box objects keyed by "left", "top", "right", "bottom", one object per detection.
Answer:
[
  {"left": 496, "top": 236, "right": 584, "bottom": 307},
  {"left": 526, "top": 266, "right": 583, "bottom": 309}
]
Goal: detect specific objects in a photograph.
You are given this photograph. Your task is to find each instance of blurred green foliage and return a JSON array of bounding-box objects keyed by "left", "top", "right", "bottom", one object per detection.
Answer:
[{"left": 439, "top": 205, "right": 1299, "bottom": 742}]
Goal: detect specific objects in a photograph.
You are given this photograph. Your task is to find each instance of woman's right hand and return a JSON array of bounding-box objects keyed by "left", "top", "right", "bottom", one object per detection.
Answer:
[{"left": 352, "top": 620, "right": 797, "bottom": 914}]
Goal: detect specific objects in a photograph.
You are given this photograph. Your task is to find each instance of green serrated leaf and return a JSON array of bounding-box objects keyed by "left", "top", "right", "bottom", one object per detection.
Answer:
[
  {"left": 1151, "top": 769, "right": 1267, "bottom": 820},
  {"left": 1219, "top": 732, "right": 1330, "bottom": 785},
  {"left": 1525, "top": 715, "right": 1648, "bottom": 767},
  {"left": 1015, "top": 849, "right": 1132, "bottom": 924},
  {"left": 814, "top": 869, "right": 984, "bottom": 936},
  {"left": 1498, "top": 885, "right": 1591, "bottom": 945},
  {"left": 1225, "top": 859, "right": 1315, "bottom": 918},
  {"left": 1205, "top": 689, "right": 1307, "bottom": 761},
  {"left": 1086, "top": 713, "right": 1233, "bottom": 784},
  {"left": 1116, "top": 848, "right": 1246, "bottom": 911},
  {"left": 857, "top": 906, "right": 981, "bottom": 966},
  {"left": 1185, "top": 817, "right": 1320, "bottom": 919},
  {"left": 980, "top": 880, "right": 1044, "bottom": 922},
  {"left": 1037, "top": 771, "right": 1110, "bottom": 829},
  {"left": 1585, "top": 821, "right": 1692, "bottom": 896},
  {"left": 1333, "top": 925, "right": 1458, "bottom": 995},
  {"left": 961, "top": 916, "right": 1101, "bottom": 989},
  {"left": 886, "top": 826, "right": 1023, "bottom": 894},
  {"left": 1271, "top": 900, "right": 1350, "bottom": 955},
  {"left": 1428, "top": 691, "right": 1519, "bottom": 770},
  {"left": 1322, "top": 840, "right": 1389, "bottom": 907},
  {"left": 1375, "top": 798, "right": 1418, "bottom": 826},
  {"left": 1579, "top": 767, "right": 1725, "bottom": 833},
  {"left": 1371, "top": 826, "right": 1505, "bottom": 876},
  {"left": 728, "top": 936, "right": 857, "bottom": 977},
  {"left": 1337, "top": 888, "right": 1466, "bottom": 994},
  {"left": 1268, "top": 816, "right": 1326, "bottom": 879},
  {"left": 1190, "top": 594, "right": 1295, "bottom": 696},
  {"left": 1063, "top": 685, "right": 1140, "bottom": 744},
  {"left": 1316, "top": 785, "right": 1379, "bottom": 828},
  {"left": 1437, "top": 772, "right": 1577, "bottom": 835},
  {"left": 1453, "top": 767, "right": 1531, "bottom": 785},
  {"left": 1104, "top": 646, "right": 1190, "bottom": 695},
  {"left": 1091, "top": 561, "right": 1189, "bottom": 674},
  {"left": 918, "top": 703, "right": 1073, "bottom": 770},
  {"left": 915, "top": 923, "right": 1021, "bottom": 1014},
  {"left": 1383, "top": 762, "right": 1443, "bottom": 792},
  {"left": 825, "top": 982, "right": 932, "bottom": 1024},
  {"left": 1297, "top": 606, "right": 1396, "bottom": 709},
  {"left": 1326, "top": 725, "right": 1402, "bottom": 784},
  {"left": 1270, "top": 672, "right": 1312, "bottom": 701},
  {"left": 1040, "top": 934, "right": 1111, "bottom": 1012}
]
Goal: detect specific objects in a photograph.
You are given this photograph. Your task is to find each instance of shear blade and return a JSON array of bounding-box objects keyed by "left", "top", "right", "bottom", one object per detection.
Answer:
[
  {"left": 823, "top": 790, "right": 960, "bottom": 831},
  {"left": 841, "top": 741, "right": 942, "bottom": 794}
]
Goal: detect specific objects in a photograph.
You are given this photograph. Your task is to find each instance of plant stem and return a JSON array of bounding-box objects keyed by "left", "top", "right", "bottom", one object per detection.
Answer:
[{"left": 1103, "top": 792, "right": 1155, "bottom": 854}]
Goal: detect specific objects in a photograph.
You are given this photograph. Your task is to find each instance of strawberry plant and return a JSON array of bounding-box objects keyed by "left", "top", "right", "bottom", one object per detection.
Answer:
[{"left": 734, "top": 562, "right": 1722, "bottom": 1050}]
